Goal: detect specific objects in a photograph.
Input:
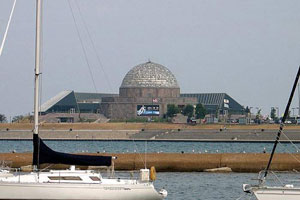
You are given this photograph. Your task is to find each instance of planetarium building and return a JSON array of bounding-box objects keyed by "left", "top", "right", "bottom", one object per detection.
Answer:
[
  {"left": 100, "top": 61, "right": 197, "bottom": 119},
  {"left": 40, "top": 61, "right": 244, "bottom": 121}
]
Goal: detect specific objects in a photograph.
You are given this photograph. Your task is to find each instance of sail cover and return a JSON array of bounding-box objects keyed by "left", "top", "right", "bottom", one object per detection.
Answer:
[{"left": 33, "top": 134, "right": 112, "bottom": 167}]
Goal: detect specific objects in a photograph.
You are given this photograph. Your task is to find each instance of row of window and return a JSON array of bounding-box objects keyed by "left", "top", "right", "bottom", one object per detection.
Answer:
[{"left": 48, "top": 176, "right": 100, "bottom": 181}]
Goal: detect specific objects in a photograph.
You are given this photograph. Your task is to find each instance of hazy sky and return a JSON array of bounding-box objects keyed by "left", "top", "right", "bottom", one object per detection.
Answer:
[{"left": 1, "top": 0, "right": 300, "bottom": 119}]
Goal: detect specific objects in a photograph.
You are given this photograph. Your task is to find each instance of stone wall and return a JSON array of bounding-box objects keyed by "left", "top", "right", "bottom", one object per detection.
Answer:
[
  {"left": 119, "top": 87, "right": 180, "bottom": 98},
  {"left": 100, "top": 96, "right": 198, "bottom": 120}
]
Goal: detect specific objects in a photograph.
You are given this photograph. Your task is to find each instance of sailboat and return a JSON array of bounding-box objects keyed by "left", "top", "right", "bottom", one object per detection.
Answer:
[
  {"left": 0, "top": 1, "right": 167, "bottom": 199},
  {"left": 243, "top": 66, "right": 300, "bottom": 200}
]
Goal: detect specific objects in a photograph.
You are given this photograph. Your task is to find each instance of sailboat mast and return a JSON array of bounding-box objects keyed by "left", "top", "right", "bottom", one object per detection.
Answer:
[
  {"left": 33, "top": 0, "right": 42, "bottom": 135},
  {"left": 32, "top": 0, "right": 42, "bottom": 169},
  {"left": 263, "top": 66, "right": 300, "bottom": 180}
]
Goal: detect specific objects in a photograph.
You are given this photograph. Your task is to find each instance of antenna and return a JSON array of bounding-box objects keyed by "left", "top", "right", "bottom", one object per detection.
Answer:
[{"left": 0, "top": 0, "right": 17, "bottom": 56}]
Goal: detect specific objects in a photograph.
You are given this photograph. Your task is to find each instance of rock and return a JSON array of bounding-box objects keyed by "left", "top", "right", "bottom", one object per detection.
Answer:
[
  {"left": 21, "top": 165, "right": 33, "bottom": 172},
  {"left": 204, "top": 167, "right": 232, "bottom": 173}
]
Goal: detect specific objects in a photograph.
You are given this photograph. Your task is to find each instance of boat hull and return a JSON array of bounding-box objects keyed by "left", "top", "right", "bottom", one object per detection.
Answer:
[
  {"left": 0, "top": 182, "right": 163, "bottom": 200},
  {"left": 254, "top": 187, "right": 300, "bottom": 200}
]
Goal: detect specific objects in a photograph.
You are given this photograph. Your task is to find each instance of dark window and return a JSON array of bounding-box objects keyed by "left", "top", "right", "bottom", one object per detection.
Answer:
[
  {"left": 48, "top": 176, "right": 82, "bottom": 181},
  {"left": 90, "top": 176, "right": 101, "bottom": 181}
]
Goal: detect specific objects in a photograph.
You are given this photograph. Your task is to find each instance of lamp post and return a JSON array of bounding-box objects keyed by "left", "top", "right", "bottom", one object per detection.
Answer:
[
  {"left": 292, "top": 107, "right": 296, "bottom": 117},
  {"left": 247, "top": 107, "right": 253, "bottom": 124},
  {"left": 297, "top": 107, "right": 300, "bottom": 124},
  {"left": 275, "top": 107, "right": 279, "bottom": 123},
  {"left": 274, "top": 107, "right": 279, "bottom": 117},
  {"left": 255, "top": 107, "right": 260, "bottom": 124}
]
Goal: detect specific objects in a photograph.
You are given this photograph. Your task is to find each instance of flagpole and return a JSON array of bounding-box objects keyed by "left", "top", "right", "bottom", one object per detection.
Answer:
[{"left": 151, "top": 94, "right": 153, "bottom": 121}]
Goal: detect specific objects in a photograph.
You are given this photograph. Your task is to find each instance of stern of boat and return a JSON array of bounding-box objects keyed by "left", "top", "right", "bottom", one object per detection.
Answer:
[{"left": 139, "top": 168, "right": 167, "bottom": 199}]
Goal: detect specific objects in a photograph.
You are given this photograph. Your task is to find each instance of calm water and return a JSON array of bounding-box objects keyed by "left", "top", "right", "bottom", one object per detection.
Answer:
[
  {"left": 0, "top": 140, "right": 299, "bottom": 154},
  {"left": 115, "top": 171, "right": 299, "bottom": 200},
  {"left": 154, "top": 172, "right": 256, "bottom": 200}
]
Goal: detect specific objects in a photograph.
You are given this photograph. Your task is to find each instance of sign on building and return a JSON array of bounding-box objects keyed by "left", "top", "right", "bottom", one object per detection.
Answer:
[{"left": 137, "top": 105, "right": 159, "bottom": 116}]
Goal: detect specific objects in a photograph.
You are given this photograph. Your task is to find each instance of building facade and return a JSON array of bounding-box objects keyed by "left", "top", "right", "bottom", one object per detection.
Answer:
[{"left": 40, "top": 61, "right": 245, "bottom": 121}]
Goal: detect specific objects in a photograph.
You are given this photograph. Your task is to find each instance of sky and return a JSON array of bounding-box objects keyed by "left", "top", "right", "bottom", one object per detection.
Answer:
[{"left": 1, "top": 0, "right": 300, "bottom": 120}]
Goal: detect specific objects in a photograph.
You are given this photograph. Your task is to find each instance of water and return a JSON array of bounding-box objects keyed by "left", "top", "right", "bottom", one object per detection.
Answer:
[
  {"left": 0, "top": 140, "right": 299, "bottom": 154},
  {"left": 115, "top": 171, "right": 300, "bottom": 200},
  {"left": 154, "top": 172, "right": 256, "bottom": 200}
]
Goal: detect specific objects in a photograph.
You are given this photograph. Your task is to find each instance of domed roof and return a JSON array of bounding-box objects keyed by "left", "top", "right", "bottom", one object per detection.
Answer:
[{"left": 120, "top": 62, "right": 179, "bottom": 88}]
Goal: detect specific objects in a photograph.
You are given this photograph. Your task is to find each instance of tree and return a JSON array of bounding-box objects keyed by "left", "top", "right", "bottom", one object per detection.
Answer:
[
  {"left": 256, "top": 109, "right": 261, "bottom": 117},
  {"left": 12, "top": 115, "right": 24, "bottom": 123},
  {"left": 245, "top": 106, "right": 250, "bottom": 114},
  {"left": 0, "top": 114, "right": 7, "bottom": 123},
  {"left": 270, "top": 107, "right": 277, "bottom": 120},
  {"left": 183, "top": 104, "right": 194, "bottom": 118},
  {"left": 255, "top": 109, "right": 262, "bottom": 123},
  {"left": 28, "top": 115, "right": 34, "bottom": 123},
  {"left": 166, "top": 104, "right": 179, "bottom": 118},
  {"left": 195, "top": 103, "right": 207, "bottom": 119}
]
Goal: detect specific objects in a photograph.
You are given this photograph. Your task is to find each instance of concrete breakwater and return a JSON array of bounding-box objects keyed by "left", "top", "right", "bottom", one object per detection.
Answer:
[
  {"left": 2, "top": 128, "right": 300, "bottom": 142},
  {"left": 1, "top": 153, "right": 300, "bottom": 172},
  {"left": 2, "top": 123, "right": 300, "bottom": 141}
]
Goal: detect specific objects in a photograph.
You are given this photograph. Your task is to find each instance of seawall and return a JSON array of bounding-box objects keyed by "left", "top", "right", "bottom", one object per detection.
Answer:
[
  {"left": 2, "top": 123, "right": 300, "bottom": 142},
  {"left": 1, "top": 153, "right": 300, "bottom": 172}
]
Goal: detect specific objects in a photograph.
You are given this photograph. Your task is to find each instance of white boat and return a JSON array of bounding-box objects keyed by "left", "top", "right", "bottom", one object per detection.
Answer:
[
  {"left": 0, "top": 1, "right": 167, "bottom": 199},
  {"left": 243, "top": 67, "right": 300, "bottom": 200},
  {"left": 244, "top": 185, "right": 300, "bottom": 200},
  {"left": 0, "top": 166, "right": 166, "bottom": 200}
]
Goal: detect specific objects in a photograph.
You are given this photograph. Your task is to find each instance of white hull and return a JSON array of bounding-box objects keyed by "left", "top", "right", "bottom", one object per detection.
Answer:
[
  {"left": 0, "top": 182, "right": 162, "bottom": 200},
  {"left": 0, "top": 168, "right": 165, "bottom": 200},
  {"left": 253, "top": 187, "right": 300, "bottom": 200}
]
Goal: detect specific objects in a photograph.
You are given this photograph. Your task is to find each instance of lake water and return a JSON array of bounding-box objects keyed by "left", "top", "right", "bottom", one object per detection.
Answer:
[
  {"left": 115, "top": 171, "right": 299, "bottom": 200},
  {"left": 0, "top": 140, "right": 299, "bottom": 154},
  {"left": 154, "top": 172, "right": 256, "bottom": 200}
]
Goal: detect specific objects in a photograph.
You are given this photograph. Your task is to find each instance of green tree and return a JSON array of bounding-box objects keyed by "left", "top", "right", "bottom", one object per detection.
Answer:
[
  {"left": 195, "top": 104, "right": 207, "bottom": 119},
  {"left": 270, "top": 107, "right": 277, "bottom": 120},
  {"left": 245, "top": 106, "right": 250, "bottom": 114},
  {"left": 183, "top": 104, "right": 194, "bottom": 118},
  {"left": 28, "top": 115, "right": 34, "bottom": 123},
  {"left": 12, "top": 115, "right": 24, "bottom": 123},
  {"left": 255, "top": 109, "right": 262, "bottom": 123},
  {"left": 166, "top": 104, "right": 179, "bottom": 118},
  {"left": 0, "top": 114, "right": 7, "bottom": 123}
]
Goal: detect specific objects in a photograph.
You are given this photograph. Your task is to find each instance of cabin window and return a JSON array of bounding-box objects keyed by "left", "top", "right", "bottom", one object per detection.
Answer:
[
  {"left": 90, "top": 176, "right": 100, "bottom": 181},
  {"left": 48, "top": 176, "right": 82, "bottom": 181}
]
